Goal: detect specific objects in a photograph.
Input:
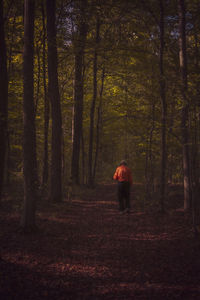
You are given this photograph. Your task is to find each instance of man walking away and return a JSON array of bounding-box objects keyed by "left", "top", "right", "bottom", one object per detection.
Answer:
[{"left": 113, "top": 160, "right": 133, "bottom": 214}]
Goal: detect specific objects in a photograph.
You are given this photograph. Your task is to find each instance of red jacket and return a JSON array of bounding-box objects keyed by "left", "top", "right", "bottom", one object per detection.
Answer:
[{"left": 113, "top": 165, "right": 132, "bottom": 185}]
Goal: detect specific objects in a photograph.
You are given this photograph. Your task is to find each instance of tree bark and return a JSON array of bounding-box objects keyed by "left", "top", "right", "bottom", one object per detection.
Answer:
[
  {"left": 191, "top": 30, "right": 200, "bottom": 234},
  {"left": 88, "top": 18, "right": 100, "bottom": 187},
  {"left": 71, "top": 0, "right": 87, "bottom": 185},
  {"left": 145, "top": 101, "right": 155, "bottom": 202},
  {"left": 0, "top": 0, "right": 8, "bottom": 202},
  {"left": 81, "top": 129, "right": 86, "bottom": 184},
  {"left": 6, "top": 9, "right": 17, "bottom": 187},
  {"left": 46, "top": 0, "right": 62, "bottom": 201},
  {"left": 41, "top": 1, "right": 49, "bottom": 189},
  {"left": 21, "top": 0, "right": 38, "bottom": 230},
  {"left": 35, "top": 41, "right": 41, "bottom": 114},
  {"left": 178, "top": 0, "right": 191, "bottom": 211},
  {"left": 93, "top": 66, "right": 105, "bottom": 182},
  {"left": 159, "top": 0, "right": 166, "bottom": 213}
]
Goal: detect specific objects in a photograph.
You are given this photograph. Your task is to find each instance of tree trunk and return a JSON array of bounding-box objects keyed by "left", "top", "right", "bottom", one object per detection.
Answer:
[
  {"left": 0, "top": 0, "right": 8, "bottom": 202},
  {"left": 35, "top": 41, "right": 41, "bottom": 114},
  {"left": 88, "top": 19, "right": 100, "bottom": 187},
  {"left": 71, "top": 0, "right": 87, "bottom": 185},
  {"left": 93, "top": 67, "right": 105, "bottom": 182},
  {"left": 41, "top": 2, "right": 49, "bottom": 189},
  {"left": 145, "top": 101, "right": 155, "bottom": 202},
  {"left": 46, "top": 0, "right": 62, "bottom": 201},
  {"left": 81, "top": 130, "right": 86, "bottom": 184},
  {"left": 191, "top": 30, "right": 200, "bottom": 233},
  {"left": 178, "top": 0, "right": 191, "bottom": 211},
  {"left": 159, "top": 0, "right": 166, "bottom": 213},
  {"left": 21, "top": 0, "right": 38, "bottom": 230},
  {"left": 6, "top": 9, "right": 17, "bottom": 187}
]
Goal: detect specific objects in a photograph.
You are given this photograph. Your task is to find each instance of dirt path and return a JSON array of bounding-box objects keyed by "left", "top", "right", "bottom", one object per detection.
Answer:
[{"left": 1, "top": 184, "right": 200, "bottom": 299}]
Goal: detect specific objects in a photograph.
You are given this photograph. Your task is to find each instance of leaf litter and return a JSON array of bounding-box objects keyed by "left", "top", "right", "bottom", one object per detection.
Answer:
[{"left": 1, "top": 184, "right": 200, "bottom": 299}]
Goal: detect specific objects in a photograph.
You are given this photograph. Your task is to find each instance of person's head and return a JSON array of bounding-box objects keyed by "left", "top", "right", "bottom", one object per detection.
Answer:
[{"left": 119, "top": 160, "right": 127, "bottom": 166}]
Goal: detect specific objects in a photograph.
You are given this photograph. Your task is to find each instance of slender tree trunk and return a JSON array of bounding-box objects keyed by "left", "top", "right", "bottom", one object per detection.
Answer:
[
  {"left": 191, "top": 99, "right": 198, "bottom": 234},
  {"left": 191, "top": 30, "right": 200, "bottom": 234},
  {"left": 71, "top": 0, "right": 87, "bottom": 185},
  {"left": 6, "top": 10, "right": 17, "bottom": 187},
  {"left": 81, "top": 130, "right": 86, "bottom": 184},
  {"left": 145, "top": 98, "right": 155, "bottom": 202},
  {"left": 0, "top": 0, "right": 8, "bottom": 202},
  {"left": 193, "top": 31, "right": 200, "bottom": 188},
  {"left": 159, "top": 0, "right": 166, "bottom": 212},
  {"left": 46, "top": 0, "right": 62, "bottom": 201},
  {"left": 124, "top": 83, "right": 129, "bottom": 161},
  {"left": 41, "top": 2, "right": 49, "bottom": 188},
  {"left": 88, "top": 19, "right": 100, "bottom": 187},
  {"left": 150, "top": 101, "right": 156, "bottom": 193},
  {"left": 35, "top": 42, "right": 41, "bottom": 114},
  {"left": 21, "top": 0, "right": 38, "bottom": 230},
  {"left": 144, "top": 135, "right": 150, "bottom": 208},
  {"left": 178, "top": 0, "right": 191, "bottom": 211},
  {"left": 93, "top": 67, "right": 105, "bottom": 182}
]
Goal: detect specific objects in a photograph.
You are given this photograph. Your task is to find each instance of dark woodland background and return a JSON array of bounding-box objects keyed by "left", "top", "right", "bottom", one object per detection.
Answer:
[{"left": 1, "top": 0, "right": 200, "bottom": 299}]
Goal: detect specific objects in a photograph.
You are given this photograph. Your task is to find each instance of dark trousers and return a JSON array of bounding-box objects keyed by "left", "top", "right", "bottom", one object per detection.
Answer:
[{"left": 118, "top": 181, "right": 130, "bottom": 211}]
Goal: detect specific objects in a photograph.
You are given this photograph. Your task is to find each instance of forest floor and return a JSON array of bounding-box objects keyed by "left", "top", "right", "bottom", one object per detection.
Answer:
[{"left": 1, "top": 183, "right": 200, "bottom": 299}]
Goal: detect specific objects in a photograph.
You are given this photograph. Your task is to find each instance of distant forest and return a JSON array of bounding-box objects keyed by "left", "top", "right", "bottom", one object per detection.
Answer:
[{"left": 0, "top": 0, "right": 200, "bottom": 230}]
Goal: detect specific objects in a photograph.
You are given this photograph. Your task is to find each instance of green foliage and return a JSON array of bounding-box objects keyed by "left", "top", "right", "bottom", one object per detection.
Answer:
[{"left": 5, "top": 0, "right": 200, "bottom": 192}]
